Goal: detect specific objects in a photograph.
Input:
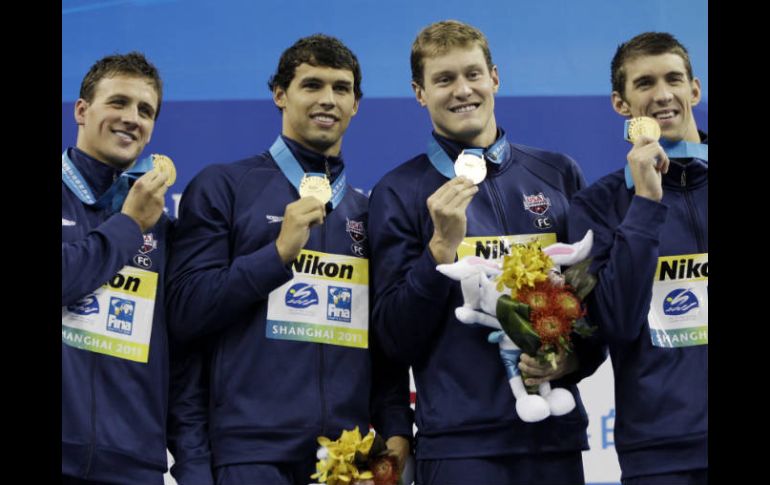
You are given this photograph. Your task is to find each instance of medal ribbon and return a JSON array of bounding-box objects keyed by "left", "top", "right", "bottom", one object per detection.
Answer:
[
  {"left": 426, "top": 134, "right": 509, "bottom": 179},
  {"left": 268, "top": 136, "right": 347, "bottom": 208},
  {"left": 61, "top": 150, "right": 154, "bottom": 212}
]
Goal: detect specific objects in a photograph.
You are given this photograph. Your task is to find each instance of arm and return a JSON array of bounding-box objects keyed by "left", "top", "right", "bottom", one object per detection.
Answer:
[
  {"left": 167, "top": 339, "right": 214, "bottom": 485},
  {"left": 368, "top": 177, "right": 477, "bottom": 365},
  {"left": 568, "top": 188, "right": 667, "bottom": 345},
  {"left": 369, "top": 335, "right": 413, "bottom": 474},
  {"left": 165, "top": 168, "right": 325, "bottom": 342},
  {"left": 62, "top": 170, "right": 168, "bottom": 305}
]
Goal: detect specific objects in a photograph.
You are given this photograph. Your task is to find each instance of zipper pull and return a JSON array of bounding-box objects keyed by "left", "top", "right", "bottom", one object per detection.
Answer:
[
  {"left": 324, "top": 160, "right": 331, "bottom": 179},
  {"left": 680, "top": 169, "right": 686, "bottom": 187}
]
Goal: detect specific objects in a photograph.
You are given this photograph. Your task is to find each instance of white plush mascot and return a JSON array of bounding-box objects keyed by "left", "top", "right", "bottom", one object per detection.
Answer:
[{"left": 436, "top": 231, "right": 593, "bottom": 423}]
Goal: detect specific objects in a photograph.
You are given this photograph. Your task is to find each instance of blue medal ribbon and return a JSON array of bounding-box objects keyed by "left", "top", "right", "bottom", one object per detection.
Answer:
[
  {"left": 61, "top": 150, "right": 155, "bottom": 212},
  {"left": 268, "top": 136, "right": 347, "bottom": 209},
  {"left": 624, "top": 138, "right": 708, "bottom": 189},
  {"left": 426, "top": 134, "right": 509, "bottom": 179}
]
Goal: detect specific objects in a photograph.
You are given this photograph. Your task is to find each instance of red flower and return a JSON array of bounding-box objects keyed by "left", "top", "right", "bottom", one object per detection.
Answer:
[
  {"left": 552, "top": 288, "right": 584, "bottom": 321},
  {"left": 369, "top": 455, "right": 399, "bottom": 485},
  {"left": 530, "top": 311, "right": 572, "bottom": 346}
]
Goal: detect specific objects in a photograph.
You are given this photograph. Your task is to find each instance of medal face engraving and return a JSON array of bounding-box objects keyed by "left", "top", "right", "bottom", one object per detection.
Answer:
[
  {"left": 626, "top": 117, "right": 661, "bottom": 143},
  {"left": 454, "top": 150, "right": 487, "bottom": 184},
  {"left": 151, "top": 154, "right": 177, "bottom": 187},
  {"left": 298, "top": 175, "right": 332, "bottom": 204}
]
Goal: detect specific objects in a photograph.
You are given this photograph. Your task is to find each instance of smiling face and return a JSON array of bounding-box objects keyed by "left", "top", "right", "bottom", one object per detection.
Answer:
[
  {"left": 75, "top": 74, "right": 158, "bottom": 169},
  {"left": 612, "top": 52, "right": 701, "bottom": 143},
  {"left": 273, "top": 63, "right": 359, "bottom": 157},
  {"left": 413, "top": 45, "right": 500, "bottom": 147}
]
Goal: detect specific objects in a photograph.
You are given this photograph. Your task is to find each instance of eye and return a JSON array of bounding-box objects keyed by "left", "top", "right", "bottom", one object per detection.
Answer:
[
  {"left": 334, "top": 84, "right": 351, "bottom": 93},
  {"left": 467, "top": 70, "right": 481, "bottom": 80},
  {"left": 303, "top": 81, "right": 321, "bottom": 90}
]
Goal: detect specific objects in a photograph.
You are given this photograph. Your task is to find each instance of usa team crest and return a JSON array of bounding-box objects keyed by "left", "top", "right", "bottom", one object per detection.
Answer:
[
  {"left": 523, "top": 192, "right": 551, "bottom": 215},
  {"left": 346, "top": 219, "right": 366, "bottom": 243},
  {"left": 140, "top": 233, "right": 158, "bottom": 254}
]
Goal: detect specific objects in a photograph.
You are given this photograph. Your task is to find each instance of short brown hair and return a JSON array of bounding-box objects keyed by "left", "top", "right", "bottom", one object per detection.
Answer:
[
  {"left": 268, "top": 34, "right": 363, "bottom": 101},
  {"left": 411, "top": 20, "right": 494, "bottom": 87},
  {"left": 79, "top": 52, "right": 163, "bottom": 119},
  {"left": 611, "top": 32, "right": 693, "bottom": 98}
]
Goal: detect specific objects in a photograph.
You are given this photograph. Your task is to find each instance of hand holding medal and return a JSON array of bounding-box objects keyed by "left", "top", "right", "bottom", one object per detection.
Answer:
[
  {"left": 299, "top": 174, "right": 332, "bottom": 204},
  {"left": 454, "top": 149, "right": 486, "bottom": 184},
  {"left": 623, "top": 117, "right": 669, "bottom": 201},
  {"left": 151, "top": 154, "right": 177, "bottom": 187}
]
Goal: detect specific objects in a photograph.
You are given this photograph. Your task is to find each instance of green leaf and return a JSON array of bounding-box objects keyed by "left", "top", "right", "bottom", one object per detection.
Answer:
[
  {"left": 564, "top": 258, "right": 597, "bottom": 301},
  {"left": 496, "top": 295, "right": 541, "bottom": 355},
  {"left": 572, "top": 317, "right": 597, "bottom": 337}
]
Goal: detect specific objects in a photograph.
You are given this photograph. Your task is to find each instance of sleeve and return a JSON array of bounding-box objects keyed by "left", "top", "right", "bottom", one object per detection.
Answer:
[
  {"left": 368, "top": 178, "right": 455, "bottom": 366},
  {"left": 369, "top": 329, "right": 414, "bottom": 441},
  {"left": 167, "top": 338, "right": 214, "bottom": 485},
  {"left": 61, "top": 210, "right": 143, "bottom": 306},
  {"left": 568, "top": 189, "right": 668, "bottom": 345},
  {"left": 165, "top": 167, "right": 293, "bottom": 342}
]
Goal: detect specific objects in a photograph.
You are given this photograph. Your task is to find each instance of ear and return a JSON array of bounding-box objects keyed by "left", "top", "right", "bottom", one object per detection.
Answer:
[
  {"left": 272, "top": 86, "right": 287, "bottom": 111},
  {"left": 689, "top": 77, "right": 702, "bottom": 107},
  {"left": 350, "top": 97, "right": 360, "bottom": 117},
  {"left": 611, "top": 91, "right": 632, "bottom": 117},
  {"left": 412, "top": 81, "right": 427, "bottom": 107},
  {"left": 490, "top": 65, "right": 500, "bottom": 94},
  {"left": 74, "top": 98, "right": 88, "bottom": 125}
]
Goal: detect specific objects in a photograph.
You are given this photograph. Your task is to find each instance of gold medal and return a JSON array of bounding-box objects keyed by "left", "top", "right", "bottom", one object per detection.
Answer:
[
  {"left": 454, "top": 150, "right": 487, "bottom": 184},
  {"left": 626, "top": 117, "right": 661, "bottom": 143},
  {"left": 298, "top": 175, "right": 332, "bottom": 204},
  {"left": 151, "top": 154, "right": 176, "bottom": 187}
]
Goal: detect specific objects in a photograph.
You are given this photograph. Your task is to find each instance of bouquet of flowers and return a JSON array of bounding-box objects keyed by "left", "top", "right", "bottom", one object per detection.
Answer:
[
  {"left": 435, "top": 230, "right": 597, "bottom": 422},
  {"left": 310, "top": 426, "right": 400, "bottom": 485},
  {"left": 495, "top": 238, "right": 597, "bottom": 379}
]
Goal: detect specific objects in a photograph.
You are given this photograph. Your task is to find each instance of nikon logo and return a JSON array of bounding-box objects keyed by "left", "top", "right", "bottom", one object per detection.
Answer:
[
  {"left": 293, "top": 253, "right": 354, "bottom": 280},
  {"left": 107, "top": 274, "right": 141, "bottom": 293},
  {"left": 475, "top": 240, "right": 511, "bottom": 259},
  {"left": 659, "top": 258, "right": 708, "bottom": 281}
]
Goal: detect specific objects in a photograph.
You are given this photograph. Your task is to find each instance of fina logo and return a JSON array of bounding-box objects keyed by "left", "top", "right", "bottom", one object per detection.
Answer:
[
  {"left": 67, "top": 294, "right": 99, "bottom": 315},
  {"left": 327, "top": 286, "right": 352, "bottom": 322},
  {"left": 106, "top": 297, "right": 135, "bottom": 335},
  {"left": 285, "top": 283, "right": 319, "bottom": 308},
  {"left": 663, "top": 288, "right": 699, "bottom": 316}
]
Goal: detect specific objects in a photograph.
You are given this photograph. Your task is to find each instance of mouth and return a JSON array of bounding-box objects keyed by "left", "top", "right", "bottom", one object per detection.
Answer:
[
  {"left": 112, "top": 129, "right": 137, "bottom": 142},
  {"left": 310, "top": 113, "right": 339, "bottom": 127},
  {"left": 651, "top": 109, "right": 679, "bottom": 122},
  {"left": 449, "top": 103, "right": 480, "bottom": 114}
]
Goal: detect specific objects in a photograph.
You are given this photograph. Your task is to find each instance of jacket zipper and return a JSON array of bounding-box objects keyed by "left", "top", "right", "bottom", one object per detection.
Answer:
[
  {"left": 318, "top": 204, "right": 328, "bottom": 436},
  {"left": 487, "top": 177, "right": 509, "bottom": 232}
]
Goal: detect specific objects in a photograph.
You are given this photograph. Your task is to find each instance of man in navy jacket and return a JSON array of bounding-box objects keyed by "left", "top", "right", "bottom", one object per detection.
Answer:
[
  {"left": 61, "top": 53, "right": 174, "bottom": 485},
  {"left": 568, "top": 32, "right": 708, "bottom": 485},
  {"left": 166, "top": 35, "right": 413, "bottom": 485},
  {"left": 369, "top": 20, "right": 605, "bottom": 485}
]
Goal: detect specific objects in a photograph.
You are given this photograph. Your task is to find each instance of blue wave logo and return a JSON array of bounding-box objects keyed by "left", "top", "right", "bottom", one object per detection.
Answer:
[
  {"left": 285, "top": 283, "right": 319, "bottom": 308},
  {"left": 662, "top": 288, "right": 699, "bottom": 316},
  {"left": 67, "top": 294, "right": 99, "bottom": 315}
]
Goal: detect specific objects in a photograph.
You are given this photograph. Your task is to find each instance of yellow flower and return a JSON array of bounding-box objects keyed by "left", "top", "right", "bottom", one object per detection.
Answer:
[
  {"left": 496, "top": 240, "right": 553, "bottom": 298},
  {"left": 312, "top": 427, "right": 377, "bottom": 484}
]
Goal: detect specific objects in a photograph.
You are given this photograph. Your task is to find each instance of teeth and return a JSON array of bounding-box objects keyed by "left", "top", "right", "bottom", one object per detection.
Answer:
[
  {"left": 114, "top": 131, "right": 134, "bottom": 142},
  {"left": 313, "top": 115, "right": 336, "bottom": 122},
  {"left": 655, "top": 111, "right": 675, "bottom": 120},
  {"left": 452, "top": 104, "right": 477, "bottom": 113}
]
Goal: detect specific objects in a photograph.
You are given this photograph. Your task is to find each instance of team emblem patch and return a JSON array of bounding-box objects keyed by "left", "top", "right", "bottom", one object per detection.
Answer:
[
  {"left": 523, "top": 192, "right": 551, "bottom": 215},
  {"left": 346, "top": 219, "right": 366, "bottom": 243},
  {"left": 140, "top": 233, "right": 158, "bottom": 254}
]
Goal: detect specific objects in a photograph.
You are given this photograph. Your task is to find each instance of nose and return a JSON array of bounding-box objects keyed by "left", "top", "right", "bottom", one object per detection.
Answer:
[
  {"left": 120, "top": 106, "right": 140, "bottom": 126},
  {"left": 318, "top": 85, "right": 337, "bottom": 109},
  {"left": 652, "top": 83, "right": 674, "bottom": 105},
  {"left": 454, "top": 78, "right": 473, "bottom": 98}
]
